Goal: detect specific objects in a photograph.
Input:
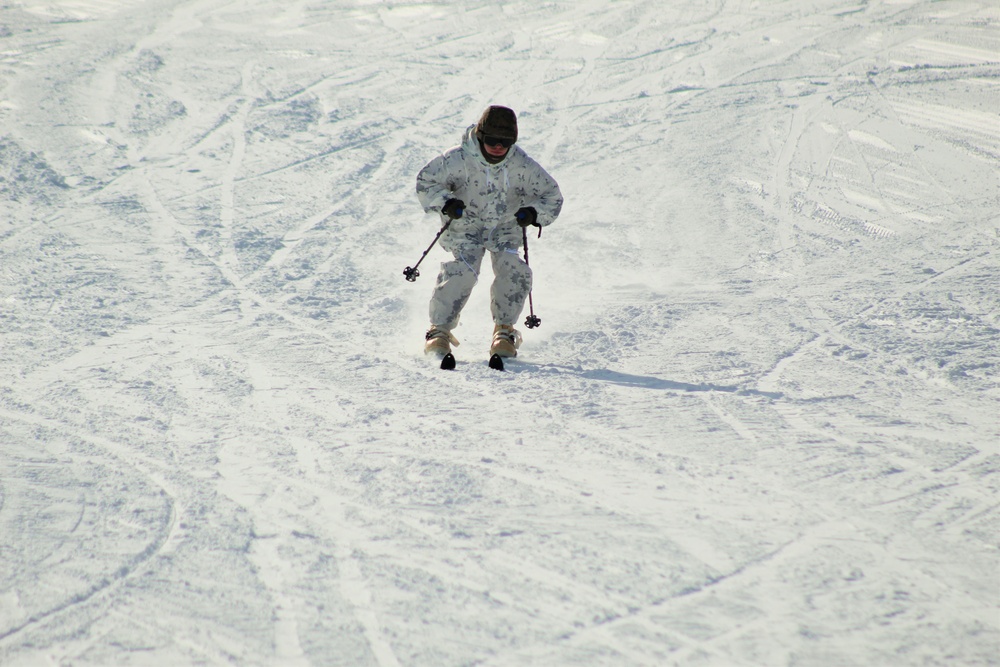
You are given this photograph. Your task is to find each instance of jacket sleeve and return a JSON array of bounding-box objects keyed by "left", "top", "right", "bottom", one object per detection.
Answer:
[
  {"left": 416, "top": 151, "right": 458, "bottom": 215},
  {"left": 520, "top": 156, "right": 563, "bottom": 227}
]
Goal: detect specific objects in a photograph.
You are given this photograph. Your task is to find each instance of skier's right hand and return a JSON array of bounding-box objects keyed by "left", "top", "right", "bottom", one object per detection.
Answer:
[{"left": 442, "top": 198, "right": 465, "bottom": 220}]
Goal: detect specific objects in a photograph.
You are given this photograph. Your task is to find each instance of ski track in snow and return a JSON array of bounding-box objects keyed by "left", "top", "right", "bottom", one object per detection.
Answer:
[{"left": 1, "top": 1, "right": 998, "bottom": 665}]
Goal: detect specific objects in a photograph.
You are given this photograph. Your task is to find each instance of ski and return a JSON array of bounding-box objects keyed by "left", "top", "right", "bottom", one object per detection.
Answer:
[{"left": 433, "top": 353, "right": 506, "bottom": 371}]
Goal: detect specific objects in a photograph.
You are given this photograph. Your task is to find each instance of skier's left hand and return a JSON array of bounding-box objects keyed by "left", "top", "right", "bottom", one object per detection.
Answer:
[{"left": 515, "top": 207, "right": 538, "bottom": 228}]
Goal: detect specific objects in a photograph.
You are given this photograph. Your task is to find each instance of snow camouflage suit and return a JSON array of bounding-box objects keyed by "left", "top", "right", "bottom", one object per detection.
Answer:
[{"left": 416, "top": 124, "right": 563, "bottom": 330}]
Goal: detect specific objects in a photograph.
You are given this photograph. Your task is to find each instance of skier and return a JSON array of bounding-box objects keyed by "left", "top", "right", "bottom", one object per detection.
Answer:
[{"left": 416, "top": 105, "right": 563, "bottom": 360}]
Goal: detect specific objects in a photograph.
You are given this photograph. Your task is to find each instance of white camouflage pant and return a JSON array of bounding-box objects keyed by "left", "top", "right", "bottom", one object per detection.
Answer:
[{"left": 430, "top": 248, "right": 532, "bottom": 329}]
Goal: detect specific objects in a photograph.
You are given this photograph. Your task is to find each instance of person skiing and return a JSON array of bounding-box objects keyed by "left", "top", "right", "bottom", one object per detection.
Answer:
[{"left": 416, "top": 105, "right": 563, "bottom": 360}]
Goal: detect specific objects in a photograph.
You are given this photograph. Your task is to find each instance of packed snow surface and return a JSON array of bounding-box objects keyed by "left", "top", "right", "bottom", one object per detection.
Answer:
[{"left": 1, "top": 1, "right": 998, "bottom": 665}]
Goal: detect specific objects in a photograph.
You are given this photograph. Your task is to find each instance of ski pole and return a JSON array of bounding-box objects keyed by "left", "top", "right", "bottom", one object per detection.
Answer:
[
  {"left": 522, "top": 225, "right": 541, "bottom": 329},
  {"left": 403, "top": 219, "right": 452, "bottom": 282}
]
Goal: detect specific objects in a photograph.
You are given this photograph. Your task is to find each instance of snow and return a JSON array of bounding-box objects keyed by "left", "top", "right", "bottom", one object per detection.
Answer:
[{"left": 1, "top": 0, "right": 998, "bottom": 665}]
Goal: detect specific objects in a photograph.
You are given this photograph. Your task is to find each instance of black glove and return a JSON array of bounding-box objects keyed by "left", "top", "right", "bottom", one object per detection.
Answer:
[
  {"left": 515, "top": 207, "right": 538, "bottom": 228},
  {"left": 442, "top": 198, "right": 465, "bottom": 220}
]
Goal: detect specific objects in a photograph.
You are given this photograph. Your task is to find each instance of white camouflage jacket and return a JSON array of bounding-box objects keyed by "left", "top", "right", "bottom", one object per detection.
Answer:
[{"left": 416, "top": 125, "right": 563, "bottom": 254}]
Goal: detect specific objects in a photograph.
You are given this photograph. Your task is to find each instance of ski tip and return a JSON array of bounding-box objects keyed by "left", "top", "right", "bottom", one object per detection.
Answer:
[
  {"left": 488, "top": 354, "right": 505, "bottom": 371},
  {"left": 440, "top": 353, "right": 456, "bottom": 370}
]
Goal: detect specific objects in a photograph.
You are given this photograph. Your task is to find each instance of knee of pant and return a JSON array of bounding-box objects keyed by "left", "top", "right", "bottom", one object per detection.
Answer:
[
  {"left": 441, "top": 261, "right": 469, "bottom": 278},
  {"left": 496, "top": 251, "right": 529, "bottom": 273},
  {"left": 441, "top": 259, "right": 479, "bottom": 280},
  {"left": 513, "top": 261, "right": 532, "bottom": 283},
  {"left": 498, "top": 261, "right": 532, "bottom": 292}
]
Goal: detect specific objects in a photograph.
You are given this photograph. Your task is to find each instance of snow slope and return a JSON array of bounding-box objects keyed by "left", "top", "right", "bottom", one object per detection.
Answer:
[{"left": 1, "top": 1, "right": 998, "bottom": 665}]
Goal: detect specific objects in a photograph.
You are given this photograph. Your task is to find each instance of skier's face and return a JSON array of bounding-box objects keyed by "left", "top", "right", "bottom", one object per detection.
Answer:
[
  {"left": 483, "top": 141, "right": 507, "bottom": 157},
  {"left": 482, "top": 136, "right": 511, "bottom": 158}
]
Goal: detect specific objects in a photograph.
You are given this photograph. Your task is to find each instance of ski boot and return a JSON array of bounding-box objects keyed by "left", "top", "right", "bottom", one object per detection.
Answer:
[
  {"left": 425, "top": 326, "right": 459, "bottom": 356},
  {"left": 490, "top": 324, "right": 522, "bottom": 358}
]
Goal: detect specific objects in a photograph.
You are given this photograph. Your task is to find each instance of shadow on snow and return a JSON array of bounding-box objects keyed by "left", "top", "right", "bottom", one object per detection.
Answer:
[{"left": 505, "top": 361, "right": 785, "bottom": 399}]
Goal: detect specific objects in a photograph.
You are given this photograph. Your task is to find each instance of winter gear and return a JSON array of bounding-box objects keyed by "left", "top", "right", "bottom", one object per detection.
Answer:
[
  {"left": 490, "top": 324, "right": 522, "bottom": 358},
  {"left": 482, "top": 135, "right": 514, "bottom": 149},
  {"left": 476, "top": 105, "right": 518, "bottom": 145},
  {"left": 515, "top": 206, "right": 538, "bottom": 228},
  {"left": 479, "top": 144, "right": 508, "bottom": 164},
  {"left": 416, "top": 107, "right": 561, "bottom": 357},
  {"left": 428, "top": 247, "right": 532, "bottom": 330},
  {"left": 416, "top": 126, "right": 562, "bottom": 255},
  {"left": 424, "top": 326, "right": 459, "bottom": 356},
  {"left": 489, "top": 354, "right": 505, "bottom": 371},
  {"left": 442, "top": 198, "right": 465, "bottom": 219},
  {"left": 475, "top": 107, "right": 518, "bottom": 164}
]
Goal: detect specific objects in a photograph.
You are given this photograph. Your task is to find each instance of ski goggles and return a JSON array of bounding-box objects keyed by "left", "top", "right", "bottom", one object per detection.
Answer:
[{"left": 480, "top": 134, "right": 515, "bottom": 148}]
